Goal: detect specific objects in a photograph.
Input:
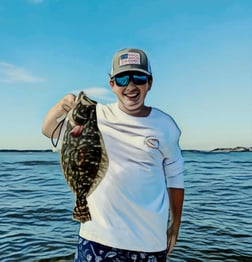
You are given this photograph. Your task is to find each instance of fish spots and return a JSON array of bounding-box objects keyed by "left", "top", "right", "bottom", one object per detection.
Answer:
[{"left": 60, "top": 91, "right": 109, "bottom": 222}]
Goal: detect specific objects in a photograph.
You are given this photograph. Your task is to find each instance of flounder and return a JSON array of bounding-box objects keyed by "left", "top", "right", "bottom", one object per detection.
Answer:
[{"left": 60, "top": 91, "right": 108, "bottom": 222}]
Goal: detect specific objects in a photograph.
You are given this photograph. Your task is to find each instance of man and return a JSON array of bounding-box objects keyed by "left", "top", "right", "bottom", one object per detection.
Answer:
[{"left": 42, "top": 48, "right": 184, "bottom": 261}]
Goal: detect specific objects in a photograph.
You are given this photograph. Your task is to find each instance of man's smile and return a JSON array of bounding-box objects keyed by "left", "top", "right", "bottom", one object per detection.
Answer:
[{"left": 124, "top": 92, "right": 140, "bottom": 99}]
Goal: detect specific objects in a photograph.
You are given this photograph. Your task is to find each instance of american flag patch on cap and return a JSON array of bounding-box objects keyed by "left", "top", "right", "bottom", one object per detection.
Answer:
[{"left": 119, "top": 52, "right": 140, "bottom": 66}]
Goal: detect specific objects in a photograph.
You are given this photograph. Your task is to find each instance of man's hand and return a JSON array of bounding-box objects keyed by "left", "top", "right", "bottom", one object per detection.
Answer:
[
  {"left": 60, "top": 94, "right": 77, "bottom": 115},
  {"left": 166, "top": 188, "right": 184, "bottom": 256},
  {"left": 42, "top": 93, "right": 76, "bottom": 138},
  {"left": 166, "top": 224, "right": 179, "bottom": 255}
]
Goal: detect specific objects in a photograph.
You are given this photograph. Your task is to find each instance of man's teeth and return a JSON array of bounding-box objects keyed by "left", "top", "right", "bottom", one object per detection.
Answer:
[{"left": 126, "top": 93, "right": 138, "bottom": 98}]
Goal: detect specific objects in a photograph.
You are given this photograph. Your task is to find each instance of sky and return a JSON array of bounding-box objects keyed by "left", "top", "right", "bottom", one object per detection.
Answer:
[{"left": 0, "top": 0, "right": 251, "bottom": 151}]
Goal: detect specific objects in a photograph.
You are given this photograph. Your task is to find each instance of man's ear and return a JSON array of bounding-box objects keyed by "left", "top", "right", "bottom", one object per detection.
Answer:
[
  {"left": 109, "top": 79, "right": 116, "bottom": 94},
  {"left": 148, "top": 79, "right": 152, "bottom": 91},
  {"left": 109, "top": 79, "right": 115, "bottom": 88}
]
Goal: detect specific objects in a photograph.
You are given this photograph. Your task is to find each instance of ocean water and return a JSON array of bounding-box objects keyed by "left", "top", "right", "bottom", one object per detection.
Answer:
[{"left": 0, "top": 150, "right": 251, "bottom": 262}]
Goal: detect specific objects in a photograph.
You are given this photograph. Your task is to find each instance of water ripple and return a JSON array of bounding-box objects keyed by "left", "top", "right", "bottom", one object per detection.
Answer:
[{"left": 1, "top": 151, "right": 252, "bottom": 261}]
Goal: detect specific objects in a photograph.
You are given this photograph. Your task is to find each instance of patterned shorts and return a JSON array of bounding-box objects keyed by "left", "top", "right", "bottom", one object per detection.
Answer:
[{"left": 74, "top": 236, "right": 167, "bottom": 262}]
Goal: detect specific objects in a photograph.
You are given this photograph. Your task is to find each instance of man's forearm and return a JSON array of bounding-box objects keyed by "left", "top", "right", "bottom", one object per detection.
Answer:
[
  {"left": 166, "top": 187, "right": 184, "bottom": 254},
  {"left": 168, "top": 188, "right": 184, "bottom": 229}
]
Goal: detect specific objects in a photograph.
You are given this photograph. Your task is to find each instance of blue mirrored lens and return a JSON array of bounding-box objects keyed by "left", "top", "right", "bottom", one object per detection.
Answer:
[
  {"left": 115, "top": 75, "right": 148, "bottom": 86},
  {"left": 115, "top": 75, "right": 130, "bottom": 86},
  {"left": 132, "top": 75, "right": 148, "bottom": 85}
]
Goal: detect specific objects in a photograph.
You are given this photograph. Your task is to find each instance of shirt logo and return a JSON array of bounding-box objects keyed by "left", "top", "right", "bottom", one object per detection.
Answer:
[
  {"left": 144, "top": 136, "right": 159, "bottom": 149},
  {"left": 144, "top": 136, "right": 165, "bottom": 158}
]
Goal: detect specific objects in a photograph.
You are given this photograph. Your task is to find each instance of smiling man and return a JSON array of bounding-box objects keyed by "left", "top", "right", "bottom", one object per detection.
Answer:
[{"left": 42, "top": 48, "right": 184, "bottom": 262}]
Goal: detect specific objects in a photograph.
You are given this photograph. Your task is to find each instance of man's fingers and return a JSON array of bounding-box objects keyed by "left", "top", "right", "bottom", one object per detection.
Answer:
[
  {"left": 62, "top": 104, "right": 72, "bottom": 112},
  {"left": 167, "top": 238, "right": 175, "bottom": 255},
  {"left": 167, "top": 232, "right": 178, "bottom": 255},
  {"left": 62, "top": 94, "right": 77, "bottom": 112}
]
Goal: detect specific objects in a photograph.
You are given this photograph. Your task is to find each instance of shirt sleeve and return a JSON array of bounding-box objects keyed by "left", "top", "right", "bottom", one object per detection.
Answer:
[
  {"left": 162, "top": 121, "right": 184, "bottom": 189},
  {"left": 163, "top": 156, "right": 184, "bottom": 188}
]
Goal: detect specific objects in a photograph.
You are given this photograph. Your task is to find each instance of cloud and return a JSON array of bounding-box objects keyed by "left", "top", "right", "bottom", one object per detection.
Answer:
[
  {"left": 72, "top": 87, "right": 114, "bottom": 102},
  {"left": 0, "top": 62, "right": 47, "bottom": 83}
]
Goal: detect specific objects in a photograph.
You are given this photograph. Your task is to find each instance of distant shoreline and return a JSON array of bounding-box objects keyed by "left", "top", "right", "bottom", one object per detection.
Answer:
[
  {"left": 210, "top": 146, "right": 252, "bottom": 152},
  {"left": 0, "top": 149, "right": 52, "bottom": 152},
  {"left": 0, "top": 146, "right": 251, "bottom": 153}
]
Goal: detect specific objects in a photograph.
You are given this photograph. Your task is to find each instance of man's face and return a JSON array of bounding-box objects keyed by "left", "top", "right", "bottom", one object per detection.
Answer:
[{"left": 110, "top": 71, "right": 152, "bottom": 117}]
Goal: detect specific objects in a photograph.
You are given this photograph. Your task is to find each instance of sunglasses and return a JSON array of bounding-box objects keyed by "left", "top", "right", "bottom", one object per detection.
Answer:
[{"left": 113, "top": 74, "right": 149, "bottom": 87}]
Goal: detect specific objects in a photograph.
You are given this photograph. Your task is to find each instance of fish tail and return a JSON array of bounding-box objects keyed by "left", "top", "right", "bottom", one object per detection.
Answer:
[{"left": 73, "top": 202, "right": 92, "bottom": 222}]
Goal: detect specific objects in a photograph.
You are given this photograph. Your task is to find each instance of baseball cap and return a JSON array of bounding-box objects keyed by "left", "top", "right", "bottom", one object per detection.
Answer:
[{"left": 110, "top": 48, "right": 152, "bottom": 78}]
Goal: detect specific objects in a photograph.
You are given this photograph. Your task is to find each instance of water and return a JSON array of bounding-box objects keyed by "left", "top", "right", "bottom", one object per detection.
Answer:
[{"left": 0, "top": 150, "right": 251, "bottom": 262}]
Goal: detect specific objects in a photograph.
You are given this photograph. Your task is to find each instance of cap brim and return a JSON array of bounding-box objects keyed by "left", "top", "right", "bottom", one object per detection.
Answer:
[{"left": 111, "top": 68, "right": 152, "bottom": 78}]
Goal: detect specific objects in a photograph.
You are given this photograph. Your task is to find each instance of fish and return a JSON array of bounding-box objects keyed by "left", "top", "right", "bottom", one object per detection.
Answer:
[{"left": 60, "top": 91, "right": 109, "bottom": 223}]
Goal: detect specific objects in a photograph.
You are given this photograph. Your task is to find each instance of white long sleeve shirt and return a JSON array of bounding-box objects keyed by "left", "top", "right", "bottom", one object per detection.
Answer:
[{"left": 78, "top": 102, "right": 184, "bottom": 252}]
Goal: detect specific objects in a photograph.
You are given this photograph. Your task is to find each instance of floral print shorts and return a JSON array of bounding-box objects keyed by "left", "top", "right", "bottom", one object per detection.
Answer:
[{"left": 74, "top": 236, "right": 167, "bottom": 262}]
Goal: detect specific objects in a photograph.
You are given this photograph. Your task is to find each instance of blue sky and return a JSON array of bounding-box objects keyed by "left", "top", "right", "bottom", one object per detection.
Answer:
[{"left": 0, "top": 0, "right": 251, "bottom": 150}]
